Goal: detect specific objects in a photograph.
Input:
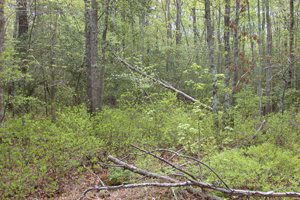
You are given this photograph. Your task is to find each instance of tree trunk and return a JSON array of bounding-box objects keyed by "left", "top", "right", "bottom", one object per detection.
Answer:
[
  {"left": 288, "top": 0, "right": 294, "bottom": 88},
  {"left": 50, "top": 13, "right": 58, "bottom": 122},
  {"left": 175, "top": 0, "right": 181, "bottom": 45},
  {"left": 0, "top": 0, "right": 5, "bottom": 121},
  {"left": 90, "top": 0, "right": 101, "bottom": 114},
  {"left": 17, "top": 0, "right": 28, "bottom": 124},
  {"left": 247, "top": 1, "right": 256, "bottom": 91},
  {"left": 223, "top": 0, "right": 230, "bottom": 124},
  {"left": 191, "top": 1, "right": 199, "bottom": 64},
  {"left": 205, "top": 0, "right": 218, "bottom": 128},
  {"left": 166, "top": 0, "right": 172, "bottom": 73},
  {"left": 100, "top": 0, "right": 110, "bottom": 110},
  {"left": 85, "top": 0, "right": 92, "bottom": 114},
  {"left": 231, "top": 0, "right": 240, "bottom": 107},
  {"left": 257, "top": 0, "right": 263, "bottom": 96},
  {"left": 265, "top": 0, "right": 272, "bottom": 114}
]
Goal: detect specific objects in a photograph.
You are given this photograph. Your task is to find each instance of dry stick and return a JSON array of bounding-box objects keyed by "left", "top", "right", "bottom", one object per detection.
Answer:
[
  {"left": 131, "top": 144, "right": 230, "bottom": 190},
  {"left": 161, "top": 138, "right": 207, "bottom": 171},
  {"left": 251, "top": 119, "right": 267, "bottom": 141},
  {"left": 77, "top": 182, "right": 194, "bottom": 200},
  {"left": 107, "top": 155, "right": 216, "bottom": 199},
  {"left": 82, "top": 164, "right": 106, "bottom": 187},
  {"left": 79, "top": 155, "right": 300, "bottom": 200},
  {"left": 113, "top": 53, "right": 213, "bottom": 111},
  {"left": 130, "top": 144, "right": 198, "bottom": 181}
]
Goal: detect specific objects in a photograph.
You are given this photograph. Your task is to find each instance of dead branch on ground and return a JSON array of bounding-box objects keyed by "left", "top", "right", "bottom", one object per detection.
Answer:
[{"left": 78, "top": 144, "right": 300, "bottom": 200}]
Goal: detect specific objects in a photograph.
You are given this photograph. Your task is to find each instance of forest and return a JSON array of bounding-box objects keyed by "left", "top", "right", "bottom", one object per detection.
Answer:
[{"left": 0, "top": 0, "right": 300, "bottom": 199}]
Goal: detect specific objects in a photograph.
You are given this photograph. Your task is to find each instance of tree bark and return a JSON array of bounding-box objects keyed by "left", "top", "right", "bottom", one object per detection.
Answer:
[
  {"left": 175, "top": 0, "right": 181, "bottom": 45},
  {"left": 223, "top": 0, "right": 230, "bottom": 124},
  {"left": 265, "top": 0, "right": 272, "bottom": 114},
  {"left": 231, "top": 0, "right": 240, "bottom": 107},
  {"left": 90, "top": 0, "right": 101, "bottom": 114},
  {"left": 166, "top": 0, "right": 172, "bottom": 72},
  {"left": 100, "top": 0, "right": 110, "bottom": 110},
  {"left": 205, "top": 0, "right": 219, "bottom": 129},
  {"left": 85, "top": 0, "right": 92, "bottom": 114},
  {"left": 191, "top": 1, "right": 199, "bottom": 64},
  {"left": 50, "top": 13, "right": 58, "bottom": 122},
  {"left": 288, "top": 0, "right": 294, "bottom": 87},
  {"left": 257, "top": 0, "right": 263, "bottom": 96},
  {"left": 0, "top": 0, "right": 5, "bottom": 121}
]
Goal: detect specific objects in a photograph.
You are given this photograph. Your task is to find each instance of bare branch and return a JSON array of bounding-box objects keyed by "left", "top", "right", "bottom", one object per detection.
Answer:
[
  {"left": 77, "top": 181, "right": 194, "bottom": 200},
  {"left": 113, "top": 53, "right": 213, "bottom": 111},
  {"left": 132, "top": 145, "right": 230, "bottom": 190},
  {"left": 82, "top": 164, "right": 106, "bottom": 187},
  {"left": 79, "top": 155, "right": 300, "bottom": 200},
  {"left": 130, "top": 144, "right": 198, "bottom": 181}
]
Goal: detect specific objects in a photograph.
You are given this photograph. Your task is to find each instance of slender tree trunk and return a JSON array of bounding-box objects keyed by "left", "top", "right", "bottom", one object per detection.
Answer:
[
  {"left": 0, "top": 0, "right": 5, "bottom": 121},
  {"left": 231, "top": 0, "right": 240, "bottom": 107},
  {"left": 288, "top": 0, "right": 294, "bottom": 88},
  {"left": 247, "top": 1, "right": 256, "bottom": 91},
  {"left": 140, "top": 1, "right": 145, "bottom": 56},
  {"left": 223, "top": 0, "right": 230, "bottom": 124},
  {"left": 18, "top": 0, "right": 28, "bottom": 124},
  {"left": 166, "top": 0, "right": 172, "bottom": 73},
  {"left": 100, "top": 0, "right": 110, "bottom": 110},
  {"left": 205, "top": 0, "right": 218, "bottom": 128},
  {"left": 91, "top": 0, "right": 101, "bottom": 113},
  {"left": 85, "top": 0, "right": 92, "bottom": 113},
  {"left": 175, "top": 0, "right": 181, "bottom": 45},
  {"left": 191, "top": 1, "right": 199, "bottom": 64},
  {"left": 50, "top": 13, "right": 58, "bottom": 122},
  {"left": 265, "top": 0, "right": 272, "bottom": 114},
  {"left": 257, "top": 0, "right": 263, "bottom": 96},
  {"left": 217, "top": 6, "right": 221, "bottom": 74}
]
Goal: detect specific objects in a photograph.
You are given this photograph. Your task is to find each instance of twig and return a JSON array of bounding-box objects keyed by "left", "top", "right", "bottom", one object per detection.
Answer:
[
  {"left": 77, "top": 181, "right": 194, "bottom": 200},
  {"left": 82, "top": 164, "right": 106, "bottom": 187},
  {"left": 250, "top": 120, "right": 267, "bottom": 141},
  {"left": 131, "top": 145, "right": 230, "bottom": 190},
  {"left": 130, "top": 144, "right": 198, "bottom": 181},
  {"left": 171, "top": 188, "right": 178, "bottom": 200}
]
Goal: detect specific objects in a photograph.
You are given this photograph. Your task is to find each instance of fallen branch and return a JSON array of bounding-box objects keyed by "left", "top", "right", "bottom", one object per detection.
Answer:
[
  {"left": 130, "top": 144, "right": 230, "bottom": 190},
  {"left": 113, "top": 53, "right": 213, "bottom": 111},
  {"left": 78, "top": 154, "right": 300, "bottom": 200},
  {"left": 77, "top": 181, "right": 194, "bottom": 200},
  {"left": 108, "top": 155, "right": 220, "bottom": 199}
]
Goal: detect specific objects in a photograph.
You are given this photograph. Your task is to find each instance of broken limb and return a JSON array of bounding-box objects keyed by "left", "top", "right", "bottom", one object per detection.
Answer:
[
  {"left": 113, "top": 53, "right": 213, "bottom": 111},
  {"left": 78, "top": 154, "right": 300, "bottom": 200}
]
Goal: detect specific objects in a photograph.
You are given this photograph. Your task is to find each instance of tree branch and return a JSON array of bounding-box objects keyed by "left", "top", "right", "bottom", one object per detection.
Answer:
[
  {"left": 113, "top": 53, "right": 213, "bottom": 111},
  {"left": 78, "top": 154, "right": 300, "bottom": 200}
]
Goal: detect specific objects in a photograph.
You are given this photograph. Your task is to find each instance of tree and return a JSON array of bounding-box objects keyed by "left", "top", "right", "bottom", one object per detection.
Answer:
[
  {"left": 0, "top": 0, "right": 5, "bottom": 120},
  {"left": 90, "top": 0, "right": 101, "bottom": 113},
  {"left": 223, "top": 0, "right": 231, "bottom": 123},
  {"left": 85, "top": 0, "right": 92, "bottom": 113},
  {"left": 231, "top": 0, "right": 240, "bottom": 107},
  {"left": 204, "top": 0, "right": 218, "bottom": 128},
  {"left": 265, "top": 0, "right": 272, "bottom": 114}
]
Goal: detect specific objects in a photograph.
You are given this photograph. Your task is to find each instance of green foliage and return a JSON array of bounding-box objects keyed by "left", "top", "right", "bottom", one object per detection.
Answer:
[
  {"left": 206, "top": 143, "right": 300, "bottom": 192},
  {"left": 93, "top": 92, "right": 191, "bottom": 152},
  {"left": 0, "top": 105, "right": 104, "bottom": 199},
  {"left": 108, "top": 168, "right": 136, "bottom": 185}
]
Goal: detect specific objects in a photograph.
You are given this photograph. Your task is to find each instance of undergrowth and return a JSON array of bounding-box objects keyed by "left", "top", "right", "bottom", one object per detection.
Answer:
[{"left": 1, "top": 91, "right": 300, "bottom": 199}]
